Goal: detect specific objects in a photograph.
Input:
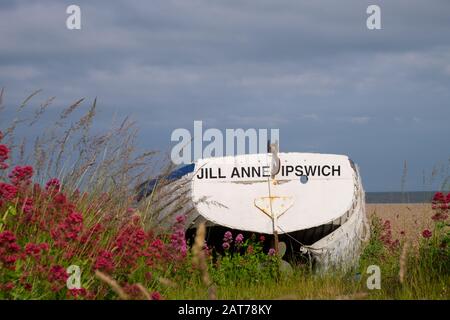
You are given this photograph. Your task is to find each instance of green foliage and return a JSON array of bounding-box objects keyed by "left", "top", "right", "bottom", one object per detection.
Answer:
[{"left": 210, "top": 237, "right": 280, "bottom": 286}]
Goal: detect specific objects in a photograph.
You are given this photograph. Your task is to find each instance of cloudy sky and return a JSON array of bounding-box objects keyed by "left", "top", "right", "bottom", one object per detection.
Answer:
[{"left": 0, "top": 0, "right": 449, "bottom": 191}]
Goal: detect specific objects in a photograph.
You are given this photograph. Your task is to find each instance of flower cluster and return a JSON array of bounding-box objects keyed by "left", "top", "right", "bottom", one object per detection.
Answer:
[
  {"left": 24, "top": 242, "right": 49, "bottom": 261},
  {"left": 0, "top": 142, "right": 9, "bottom": 170},
  {"left": 422, "top": 229, "right": 432, "bottom": 239},
  {"left": 113, "top": 216, "right": 147, "bottom": 269},
  {"left": 431, "top": 191, "right": 449, "bottom": 221},
  {"left": 0, "top": 230, "right": 21, "bottom": 270},
  {"left": 45, "top": 178, "right": 61, "bottom": 193},
  {"left": 223, "top": 231, "right": 233, "bottom": 250},
  {"left": 9, "top": 165, "right": 33, "bottom": 187},
  {"left": 48, "top": 265, "right": 69, "bottom": 292},
  {"left": 51, "top": 211, "right": 84, "bottom": 246},
  {"left": 235, "top": 233, "right": 244, "bottom": 247},
  {"left": 432, "top": 191, "right": 450, "bottom": 209},
  {"left": 169, "top": 215, "right": 187, "bottom": 260},
  {"left": 0, "top": 135, "right": 175, "bottom": 300},
  {"left": 380, "top": 220, "right": 399, "bottom": 250},
  {"left": 0, "top": 183, "right": 17, "bottom": 207},
  {"left": 94, "top": 250, "right": 115, "bottom": 273}
]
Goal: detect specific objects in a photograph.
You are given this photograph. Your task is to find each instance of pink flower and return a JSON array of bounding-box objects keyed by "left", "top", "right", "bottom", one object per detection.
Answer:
[
  {"left": 21, "top": 198, "right": 34, "bottom": 215},
  {"left": 0, "top": 183, "right": 18, "bottom": 202},
  {"left": 168, "top": 216, "right": 187, "bottom": 261},
  {"left": 176, "top": 215, "right": 186, "bottom": 223},
  {"left": 68, "top": 288, "right": 87, "bottom": 299},
  {"left": 50, "top": 210, "right": 84, "bottom": 246},
  {"left": 151, "top": 291, "right": 162, "bottom": 300},
  {"left": 0, "top": 231, "right": 21, "bottom": 270},
  {"left": 432, "top": 213, "right": 448, "bottom": 222},
  {"left": 422, "top": 229, "right": 432, "bottom": 239},
  {"left": 268, "top": 248, "right": 276, "bottom": 256},
  {"left": 202, "top": 242, "right": 211, "bottom": 256},
  {"left": 222, "top": 242, "right": 230, "bottom": 250},
  {"left": 45, "top": 178, "right": 61, "bottom": 192},
  {"left": 94, "top": 250, "right": 115, "bottom": 273},
  {"left": 259, "top": 235, "right": 265, "bottom": 242},
  {"left": 9, "top": 165, "right": 34, "bottom": 186},
  {"left": 48, "top": 265, "right": 68, "bottom": 282},
  {"left": 235, "top": 233, "right": 244, "bottom": 246},
  {"left": 432, "top": 192, "right": 445, "bottom": 203},
  {"left": 3, "top": 282, "right": 14, "bottom": 291},
  {"left": 114, "top": 221, "right": 147, "bottom": 268},
  {"left": 0, "top": 144, "right": 9, "bottom": 162},
  {"left": 223, "top": 231, "right": 233, "bottom": 243},
  {"left": 0, "top": 230, "right": 16, "bottom": 243}
]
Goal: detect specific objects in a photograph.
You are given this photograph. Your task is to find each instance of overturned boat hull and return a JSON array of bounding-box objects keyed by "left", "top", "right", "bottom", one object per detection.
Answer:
[{"left": 139, "top": 152, "right": 368, "bottom": 272}]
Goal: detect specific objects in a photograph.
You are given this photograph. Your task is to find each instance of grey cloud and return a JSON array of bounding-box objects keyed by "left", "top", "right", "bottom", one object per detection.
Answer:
[{"left": 0, "top": 0, "right": 449, "bottom": 191}]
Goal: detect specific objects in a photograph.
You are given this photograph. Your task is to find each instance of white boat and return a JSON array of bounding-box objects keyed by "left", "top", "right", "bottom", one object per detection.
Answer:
[{"left": 138, "top": 149, "right": 369, "bottom": 272}]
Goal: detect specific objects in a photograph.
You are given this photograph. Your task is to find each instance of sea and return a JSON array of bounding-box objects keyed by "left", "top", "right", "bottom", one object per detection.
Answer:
[{"left": 365, "top": 191, "right": 443, "bottom": 204}]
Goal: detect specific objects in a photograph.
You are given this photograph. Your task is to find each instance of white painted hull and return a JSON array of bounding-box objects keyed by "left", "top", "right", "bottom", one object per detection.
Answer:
[{"left": 142, "top": 152, "right": 368, "bottom": 271}]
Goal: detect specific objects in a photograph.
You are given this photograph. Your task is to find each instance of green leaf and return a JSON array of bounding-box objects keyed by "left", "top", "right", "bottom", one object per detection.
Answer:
[{"left": 6, "top": 205, "right": 17, "bottom": 216}]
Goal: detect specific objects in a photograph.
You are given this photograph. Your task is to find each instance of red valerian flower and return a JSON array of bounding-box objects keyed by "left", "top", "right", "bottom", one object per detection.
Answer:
[
  {"left": 145, "top": 238, "right": 166, "bottom": 266},
  {"left": 223, "top": 231, "right": 233, "bottom": 243},
  {"left": 222, "top": 230, "right": 233, "bottom": 251},
  {"left": 0, "top": 144, "right": 9, "bottom": 169},
  {"left": 123, "top": 283, "right": 142, "bottom": 299},
  {"left": 114, "top": 218, "right": 147, "bottom": 269},
  {"left": 94, "top": 250, "right": 115, "bottom": 273},
  {"left": 25, "top": 243, "right": 41, "bottom": 256},
  {"left": 170, "top": 216, "right": 187, "bottom": 260},
  {"left": 48, "top": 265, "right": 68, "bottom": 282},
  {"left": 24, "top": 242, "right": 49, "bottom": 261},
  {"left": 21, "top": 198, "right": 34, "bottom": 214},
  {"left": 151, "top": 291, "right": 162, "bottom": 300},
  {"left": 432, "top": 213, "right": 448, "bottom": 222},
  {"left": 45, "top": 178, "right": 61, "bottom": 193},
  {"left": 0, "top": 230, "right": 16, "bottom": 243},
  {"left": 51, "top": 211, "right": 84, "bottom": 245},
  {"left": 422, "top": 229, "right": 432, "bottom": 239},
  {"left": 9, "top": 165, "right": 34, "bottom": 186},
  {"left": 0, "top": 144, "right": 9, "bottom": 160},
  {"left": 0, "top": 230, "right": 21, "bottom": 270},
  {"left": 67, "top": 288, "right": 87, "bottom": 299},
  {"left": 432, "top": 192, "right": 445, "bottom": 203},
  {"left": 3, "top": 282, "right": 14, "bottom": 291},
  {"left": 235, "top": 233, "right": 244, "bottom": 246},
  {"left": 202, "top": 242, "right": 211, "bottom": 256},
  {"left": 0, "top": 183, "right": 18, "bottom": 202},
  {"left": 446, "top": 193, "right": 450, "bottom": 204}
]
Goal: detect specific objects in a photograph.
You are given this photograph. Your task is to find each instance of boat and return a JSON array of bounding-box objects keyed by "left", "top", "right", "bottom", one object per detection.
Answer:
[{"left": 137, "top": 147, "right": 369, "bottom": 272}]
